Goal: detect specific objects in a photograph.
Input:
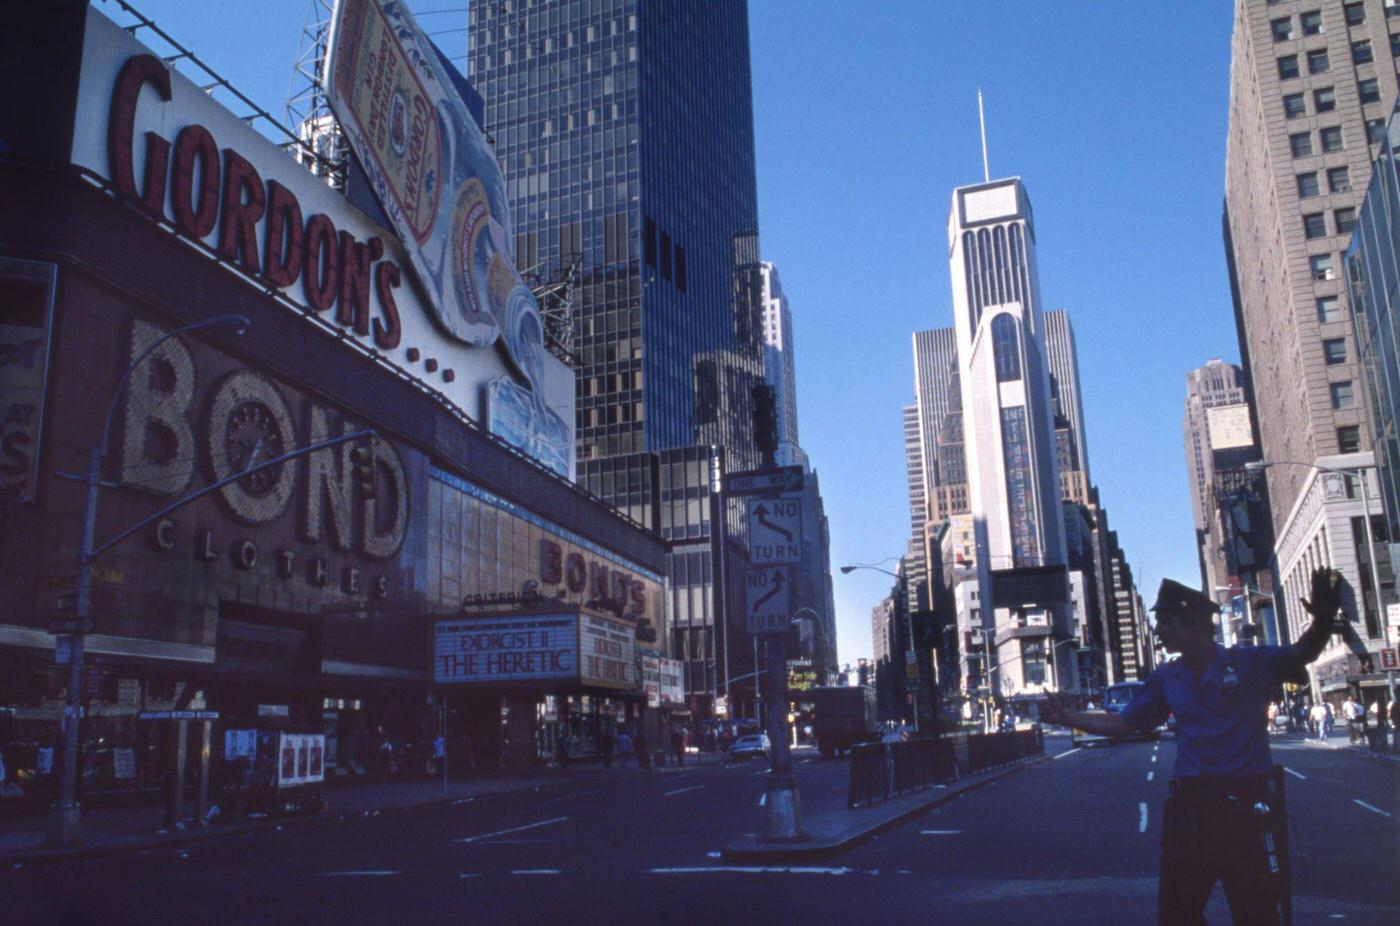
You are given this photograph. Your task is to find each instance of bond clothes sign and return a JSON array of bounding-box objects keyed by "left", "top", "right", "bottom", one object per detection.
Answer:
[
  {"left": 0, "top": 257, "right": 57, "bottom": 503},
  {"left": 434, "top": 614, "right": 579, "bottom": 684},
  {"left": 68, "top": 8, "right": 574, "bottom": 479},
  {"left": 324, "top": 0, "right": 573, "bottom": 476}
]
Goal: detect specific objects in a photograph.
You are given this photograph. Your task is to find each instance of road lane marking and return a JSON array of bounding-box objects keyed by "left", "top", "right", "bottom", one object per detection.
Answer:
[
  {"left": 321, "top": 871, "right": 398, "bottom": 877},
  {"left": 665, "top": 785, "right": 705, "bottom": 797},
  {"left": 1283, "top": 767, "right": 1306, "bottom": 780},
  {"left": 920, "top": 830, "right": 962, "bottom": 835},
  {"left": 1138, "top": 802, "right": 1148, "bottom": 833},
  {"left": 648, "top": 866, "right": 864, "bottom": 875},
  {"left": 1353, "top": 800, "right": 1393, "bottom": 818},
  {"left": 1151, "top": 755, "right": 1157, "bottom": 763},
  {"left": 458, "top": 873, "right": 483, "bottom": 879},
  {"left": 1147, "top": 771, "right": 1154, "bottom": 782},
  {"left": 1053, "top": 748, "right": 1081, "bottom": 760},
  {"left": 511, "top": 869, "right": 561, "bottom": 875},
  {"left": 456, "top": 816, "right": 569, "bottom": 843}
]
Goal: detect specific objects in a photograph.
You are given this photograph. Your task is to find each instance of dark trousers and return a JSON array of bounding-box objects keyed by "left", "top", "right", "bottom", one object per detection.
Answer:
[{"left": 1159, "top": 781, "right": 1279, "bottom": 925}]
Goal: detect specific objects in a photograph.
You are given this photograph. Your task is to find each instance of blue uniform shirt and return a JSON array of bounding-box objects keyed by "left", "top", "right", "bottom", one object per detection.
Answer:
[{"left": 1120, "top": 644, "right": 1303, "bottom": 778}]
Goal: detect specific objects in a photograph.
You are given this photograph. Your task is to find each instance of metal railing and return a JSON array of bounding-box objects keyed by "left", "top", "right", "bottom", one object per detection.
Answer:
[{"left": 847, "top": 728, "right": 1044, "bottom": 809}]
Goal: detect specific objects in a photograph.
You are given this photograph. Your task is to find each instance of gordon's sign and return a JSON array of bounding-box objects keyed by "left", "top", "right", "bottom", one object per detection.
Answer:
[{"left": 68, "top": 8, "right": 575, "bottom": 478}]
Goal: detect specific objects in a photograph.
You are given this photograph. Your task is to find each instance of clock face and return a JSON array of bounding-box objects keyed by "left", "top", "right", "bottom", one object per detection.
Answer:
[{"left": 224, "top": 400, "right": 286, "bottom": 497}]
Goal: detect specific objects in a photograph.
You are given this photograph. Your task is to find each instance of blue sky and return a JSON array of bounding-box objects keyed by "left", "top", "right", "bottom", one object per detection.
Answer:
[{"left": 109, "top": 0, "right": 1240, "bottom": 664}]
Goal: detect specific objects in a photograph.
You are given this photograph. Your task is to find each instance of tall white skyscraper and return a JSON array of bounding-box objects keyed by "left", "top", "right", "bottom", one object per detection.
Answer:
[{"left": 760, "top": 262, "right": 806, "bottom": 468}]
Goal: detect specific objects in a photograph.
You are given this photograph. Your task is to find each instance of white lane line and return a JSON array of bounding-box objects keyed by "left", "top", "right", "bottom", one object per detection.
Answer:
[
  {"left": 1147, "top": 771, "right": 1154, "bottom": 782},
  {"left": 1283, "top": 767, "right": 1307, "bottom": 780},
  {"left": 321, "top": 870, "right": 398, "bottom": 877},
  {"left": 511, "top": 869, "right": 561, "bottom": 875},
  {"left": 665, "top": 785, "right": 705, "bottom": 797},
  {"left": 648, "top": 866, "right": 863, "bottom": 875},
  {"left": 1151, "top": 755, "right": 1158, "bottom": 763},
  {"left": 456, "top": 816, "right": 569, "bottom": 843},
  {"left": 920, "top": 830, "right": 962, "bottom": 835},
  {"left": 1138, "top": 802, "right": 1148, "bottom": 833},
  {"left": 1053, "top": 748, "right": 1082, "bottom": 760},
  {"left": 749, "top": 770, "right": 769, "bottom": 778},
  {"left": 458, "top": 873, "right": 483, "bottom": 879},
  {"left": 1353, "top": 799, "right": 1393, "bottom": 818}
]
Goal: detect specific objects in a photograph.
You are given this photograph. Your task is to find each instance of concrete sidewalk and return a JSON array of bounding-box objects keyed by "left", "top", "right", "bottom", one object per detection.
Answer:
[
  {"left": 0, "top": 755, "right": 717, "bottom": 867},
  {"left": 721, "top": 752, "right": 1050, "bottom": 862},
  {"left": 1300, "top": 727, "right": 1400, "bottom": 762}
]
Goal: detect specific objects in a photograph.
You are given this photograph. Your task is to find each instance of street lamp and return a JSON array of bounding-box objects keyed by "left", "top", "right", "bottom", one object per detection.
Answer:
[
  {"left": 840, "top": 562, "right": 922, "bottom": 732},
  {"left": 1245, "top": 459, "right": 1397, "bottom": 708},
  {"left": 50, "top": 314, "right": 248, "bottom": 848}
]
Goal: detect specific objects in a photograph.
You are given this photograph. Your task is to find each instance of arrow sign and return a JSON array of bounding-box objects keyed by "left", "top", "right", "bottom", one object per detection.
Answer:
[
  {"left": 751, "top": 503, "right": 794, "bottom": 543},
  {"left": 752, "top": 569, "right": 787, "bottom": 610},
  {"left": 745, "top": 567, "right": 791, "bottom": 634},
  {"left": 747, "top": 496, "right": 802, "bottom": 564}
]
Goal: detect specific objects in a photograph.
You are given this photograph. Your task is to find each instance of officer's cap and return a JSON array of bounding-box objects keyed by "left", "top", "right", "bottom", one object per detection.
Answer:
[{"left": 1149, "top": 579, "right": 1220, "bottom": 619}]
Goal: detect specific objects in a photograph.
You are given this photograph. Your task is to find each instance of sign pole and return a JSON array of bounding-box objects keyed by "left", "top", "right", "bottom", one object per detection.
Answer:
[{"left": 761, "top": 627, "right": 805, "bottom": 842}]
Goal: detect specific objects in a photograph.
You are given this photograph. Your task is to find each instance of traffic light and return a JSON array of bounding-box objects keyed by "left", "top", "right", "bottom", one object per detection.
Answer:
[
  {"left": 350, "top": 438, "right": 377, "bottom": 499},
  {"left": 751, "top": 383, "right": 777, "bottom": 456}
]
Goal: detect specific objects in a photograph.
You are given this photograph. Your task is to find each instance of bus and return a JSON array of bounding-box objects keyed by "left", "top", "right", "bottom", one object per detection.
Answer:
[{"left": 1071, "top": 681, "right": 1161, "bottom": 747}]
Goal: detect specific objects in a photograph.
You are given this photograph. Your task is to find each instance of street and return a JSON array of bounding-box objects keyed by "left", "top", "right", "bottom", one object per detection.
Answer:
[{"left": 3, "top": 735, "right": 1395, "bottom": 925}]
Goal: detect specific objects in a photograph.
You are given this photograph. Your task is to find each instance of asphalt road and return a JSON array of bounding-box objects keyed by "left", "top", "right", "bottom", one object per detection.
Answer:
[{"left": 4, "top": 736, "right": 1395, "bottom": 925}]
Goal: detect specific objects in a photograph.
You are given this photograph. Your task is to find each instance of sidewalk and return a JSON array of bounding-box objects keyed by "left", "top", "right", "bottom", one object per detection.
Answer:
[
  {"left": 0, "top": 755, "right": 718, "bottom": 867},
  {"left": 1300, "top": 727, "right": 1400, "bottom": 762},
  {"left": 721, "top": 752, "right": 1050, "bottom": 862}
]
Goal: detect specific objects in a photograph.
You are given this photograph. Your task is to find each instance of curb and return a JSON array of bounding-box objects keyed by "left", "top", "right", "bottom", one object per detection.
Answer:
[
  {"left": 0, "top": 772, "right": 618, "bottom": 869},
  {"left": 720, "top": 753, "right": 1051, "bottom": 863}
]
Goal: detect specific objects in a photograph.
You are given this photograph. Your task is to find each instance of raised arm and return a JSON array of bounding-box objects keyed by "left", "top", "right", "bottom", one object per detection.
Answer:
[
  {"left": 1040, "top": 691, "right": 1133, "bottom": 738},
  {"left": 1285, "top": 567, "right": 1344, "bottom": 674}
]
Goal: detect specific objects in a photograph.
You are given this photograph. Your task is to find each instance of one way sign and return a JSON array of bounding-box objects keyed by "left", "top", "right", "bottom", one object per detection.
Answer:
[
  {"left": 745, "top": 567, "right": 790, "bottom": 634},
  {"left": 747, "top": 496, "right": 801, "bottom": 564}
]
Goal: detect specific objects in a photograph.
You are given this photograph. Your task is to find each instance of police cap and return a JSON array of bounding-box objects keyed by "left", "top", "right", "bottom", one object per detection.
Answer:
[{"left": 1149, "top": 578, "right": 1221, "bottom": 620}]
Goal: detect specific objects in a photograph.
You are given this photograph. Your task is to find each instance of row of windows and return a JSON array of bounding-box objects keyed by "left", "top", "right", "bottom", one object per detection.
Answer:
[
  {"left": 1282, "top": 78, "right": 1382, "bottom": 119},
  {"left": 1290, "top": 123, "right": 1347, "bottom": 156},
  {"left": 1272, "top": 2, "right": 1400, "bottom": 43},
  {"left": 1277, "top": 38, "right": 1380, "bottom": 79},
  {"left": 1296, "top": 164, "right": 1352, "bottom": 196},
  {"left": 1302, "top": 207, "right": 1357, "bottom": 238}
]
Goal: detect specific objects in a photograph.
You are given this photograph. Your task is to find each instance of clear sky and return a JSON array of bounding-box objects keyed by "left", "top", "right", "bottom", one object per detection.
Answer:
[{"left": 106, "top": 0, "right": 1241, "bottom": 665}]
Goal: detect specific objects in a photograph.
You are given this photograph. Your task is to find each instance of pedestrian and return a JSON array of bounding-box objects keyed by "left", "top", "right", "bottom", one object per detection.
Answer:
[
  {"left": 1343, "top": 695, "right": 1364, "bottom": 744},
  {"left": 557, "top": 730, "right": 572, "bottom": 768},
  {"left": 599, "top": 728, "right": 615, "bottom": 769},
  {"left": 670, "top": 727, "right": 686, "bottom": 768},
  {"left": 616, "top": 728, "right": 633, "bottom": 768},
  {"left": 1323, "top": 700, "right": 1335, "bottom": 738},
  {"left": 1042, "top": 570, "right": 1342, "bottom": 926},
  {"left": 634, "top": 730, "right": 649, "bottom": 769},
  {"left": 1308, "top": 702, "right": 1326, "bottom": 741}
]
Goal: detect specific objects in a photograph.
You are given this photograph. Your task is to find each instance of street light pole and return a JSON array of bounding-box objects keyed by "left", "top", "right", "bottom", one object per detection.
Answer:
[
  {"left": 841, "top": 563, "right": 920, "bottom": 733},
  {"left": 50, "top": 314, "right": 249, "bottom": 848}
]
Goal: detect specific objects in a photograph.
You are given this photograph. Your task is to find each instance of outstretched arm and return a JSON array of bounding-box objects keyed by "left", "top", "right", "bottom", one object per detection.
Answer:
[
  {"left": 1040, "top": 692, "right": 1132, "bottom": 738},
  {"left": 1286, "top": 567, "right": 1344, "bottom": 673}
]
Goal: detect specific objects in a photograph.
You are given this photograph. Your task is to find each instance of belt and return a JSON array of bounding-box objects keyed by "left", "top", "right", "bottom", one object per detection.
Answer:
[{"left": 1169, "top": 774, "right": 1270, "bottom": 801}]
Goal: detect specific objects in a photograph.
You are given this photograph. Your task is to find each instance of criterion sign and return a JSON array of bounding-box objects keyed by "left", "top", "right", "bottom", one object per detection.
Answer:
[
  {"left": 745, "top": 567, "right": 790, "bottom": 634},
  {"left": 747, "top": 496, "right": 801, "bottom": 564}
]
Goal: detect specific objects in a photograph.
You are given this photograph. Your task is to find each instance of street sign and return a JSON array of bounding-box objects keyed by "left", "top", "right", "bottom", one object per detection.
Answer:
[
  {"left": 905, "top": 662, "right": 920, "bottom": 679},
  {"left": 725, "top": 466, "right": 804, "bottom": 497},
  {"left": 1387, "top": 603, "right": 1400, "bottom": 626},
  {"left": 745, "top": 566, "right": 791, "bottom": 634},
  {"left": 746, "top": 496, "right": 801, "bottom": 564},
  {"left": 1381, "top": 647, "right": 1399, "bottom": 671}
]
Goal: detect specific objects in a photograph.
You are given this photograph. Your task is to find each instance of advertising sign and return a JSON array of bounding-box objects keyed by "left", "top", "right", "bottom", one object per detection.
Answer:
[
  {"left": 276, "top": 732, "right": 325, "bottom": 788},
  {"left": 0, "top": 257, "right": 57, "bottom": 503},
  {"left": 324, "top": 0, "right": 572, "bottom": 476},
  {"left": 433, "top": 613, "right": 579, "bottom": 684},
  {"left": 658, "top": 656, "right": 683, "bottom": 706},
  {"left": 1207, "top": 404, "right": 1254, "bottom": 451},
  {"left": 579, "top": 611, "right": 637, "bottom": 689},
  {"left": 641, "top": 652, "right": 661, "bottom": 707}
]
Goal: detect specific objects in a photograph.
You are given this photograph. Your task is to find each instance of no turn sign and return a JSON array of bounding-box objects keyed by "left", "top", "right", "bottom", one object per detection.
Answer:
[{"left": 745, "top": 567, "right": 790, "bottom": 634}]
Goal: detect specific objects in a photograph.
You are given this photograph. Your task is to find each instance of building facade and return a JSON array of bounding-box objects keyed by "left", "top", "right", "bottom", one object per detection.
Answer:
[{"left": 760, "top": 261, "right": 805, "bottom": 468}]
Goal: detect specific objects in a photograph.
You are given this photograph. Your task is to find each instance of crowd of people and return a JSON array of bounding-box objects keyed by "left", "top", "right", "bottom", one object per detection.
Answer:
[{"left": 1263, "top": 693, "right": 1398, "bottom": 747}]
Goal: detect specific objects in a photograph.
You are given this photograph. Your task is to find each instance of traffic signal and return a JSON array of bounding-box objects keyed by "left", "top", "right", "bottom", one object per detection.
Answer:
[
  {"left": 350, "top": 439, "right": 377, "bottom": 499},
  {"left": 751, "top": 383, "right": 778, "bottom": 455}
]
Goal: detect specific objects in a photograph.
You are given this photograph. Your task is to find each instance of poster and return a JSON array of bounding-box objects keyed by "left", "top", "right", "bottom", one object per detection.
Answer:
[{"left": 0, "top": 257, "right": 57, "bottom": 502}]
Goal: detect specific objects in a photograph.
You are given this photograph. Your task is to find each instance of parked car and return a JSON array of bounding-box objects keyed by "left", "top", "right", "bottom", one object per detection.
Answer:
[{"left": 726, "top": 733, "right": 770, "bottom": 760}]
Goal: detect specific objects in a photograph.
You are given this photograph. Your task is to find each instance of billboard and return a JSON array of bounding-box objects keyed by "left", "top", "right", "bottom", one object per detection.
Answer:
[
  {"left": 324, "top": 0, "right": 572, "bottom": 476},
  {"left": 276, "top": 732, "right": 325, "bottom": 788},
  {"left": 68, "top": 7, "right": 574, "bottom": 479},
  {"left": 433, "top": 614, "right": 579, "bottom": 684},
  {"left": 0, "top": 257, "right": 56, "bottom": 503},
  {"left": 1207, "top": 404, "right": 1254, "bottom": 451}
]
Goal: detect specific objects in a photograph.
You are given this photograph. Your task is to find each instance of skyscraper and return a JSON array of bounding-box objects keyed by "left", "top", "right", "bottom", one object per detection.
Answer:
[
  {"left": 760, "top": 262, "right": 806, "bottom": 468},
  {"left": 912, "top": 328, "right": 966, "bottom": 523},
  {"left": 1224, "top": 0, "right": 1393, "bottom": 664},
  {"left": 1044, "top": 310, "right": 1092, "bottom": 506},
  {"left": 903, "top": 404, "right": 926, "bottom": 536}
]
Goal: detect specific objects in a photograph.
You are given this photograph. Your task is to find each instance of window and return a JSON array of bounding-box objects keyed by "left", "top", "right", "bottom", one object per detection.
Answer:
[
  {"left": 1336, "top": 207, "right": 1357, "bottom": 234},
  {"left": 1301, "top": 10, "right": 1324, "bottom": 35},
  {"left": 1345, "top": 2, "right": 1365, "bottom": 26},
  {"left": 1338, "top": 425, "right": 1362, "bottom": 453},
  {"left": 1320, "top": 125, "right": 1345, "bottom": 151},
  {"left": 1278, "top": 54, "right": 1301, "bottom": 79},
  {"left": 1323, "top": 338, "right": 1348, "bottom": 364},
  {"left": 1328, "top": 165, "right": 1352, "bottom": 192},
  {"left": 1353, "top": 39, "right": 1374, "bottom": 63},
  {"left": 1311, "top": 253, "right": 1336, "bottom": 280},
  {"left": 992, "top": 314, "right": 1022, "bottom": 382},
  {"left": 1368, "top": 118, "right": 1387, "bottom": 143},
  {"left": 1318, "top": 294, "right": 1343, "bottom": 321},
  {"left": 1359, "top": 77, "right": 1381, "bottom": 103},
  {"left": 1330, "top": 381, "right": 1356, "bottom": 409},
  {"left": 1297, "top": 172, "right": 1320, "bottom": 197},
  {"left": 1290, "top": 132, "right": 1314, "bottom": 157},
  {"left": 1273, "top": 17, "right": 1295, "bottom": 41},
  {"left": 1284, "top": 93, "right": 1307, "bottom": 117},
  {"left": 1303, "top": 212, "right": 1328, "bottom": 238},
  {"left": 1392, "top": 32, "right": 1400, "bottom": 56},
  {"left": 1307, "top": 48, "right": 1330, "bottom": 72},
  {"left": 1314, "top": 86, "right": 1337, "bottom": 112}
]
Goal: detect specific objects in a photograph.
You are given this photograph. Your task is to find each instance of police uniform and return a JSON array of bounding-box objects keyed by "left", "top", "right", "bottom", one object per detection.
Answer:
[{"left": 1121, "top": 580, "right": 1301, "bottom": 926}]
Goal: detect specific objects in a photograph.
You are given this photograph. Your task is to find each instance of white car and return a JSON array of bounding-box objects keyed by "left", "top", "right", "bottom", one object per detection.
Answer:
[{"left": 727, "top": 733, "right": 771, "bottom": 759}]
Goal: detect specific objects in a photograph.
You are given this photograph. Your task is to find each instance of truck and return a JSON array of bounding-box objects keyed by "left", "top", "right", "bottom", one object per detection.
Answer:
[{"left": 808, "top": 685, "right": 880, "bottom": 757}]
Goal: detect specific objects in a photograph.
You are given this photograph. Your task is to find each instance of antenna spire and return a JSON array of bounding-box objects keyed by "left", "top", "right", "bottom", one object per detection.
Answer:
[{"left": 977, "top": 87, "right": 990, "bottom": 183}]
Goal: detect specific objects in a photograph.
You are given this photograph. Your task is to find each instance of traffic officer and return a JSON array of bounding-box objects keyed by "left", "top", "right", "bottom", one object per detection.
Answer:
[{"left": 1042, "top": 567, "right": 1342, "bottom": 925}]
